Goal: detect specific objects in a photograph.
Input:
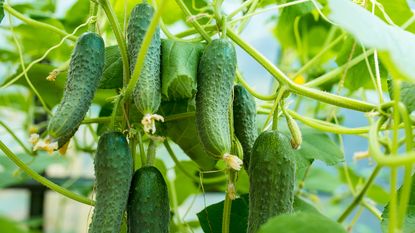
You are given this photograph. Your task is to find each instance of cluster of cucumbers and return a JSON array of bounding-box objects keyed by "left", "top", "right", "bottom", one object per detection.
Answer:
[{"left": 46, "top": 1, "right": 298, "bottom": 232}]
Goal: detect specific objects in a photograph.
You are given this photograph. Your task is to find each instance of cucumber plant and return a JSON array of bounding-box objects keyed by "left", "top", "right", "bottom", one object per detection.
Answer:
[{"left": 1, "top": 1, "right": 415, "bottom": 233}]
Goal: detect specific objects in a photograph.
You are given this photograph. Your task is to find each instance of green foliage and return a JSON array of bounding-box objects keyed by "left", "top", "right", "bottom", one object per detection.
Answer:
[
  {"left": 161, "top": 39, "right": 204, "bottom": 100},
  {"left": 99, "top": 45, "right": 123, "bottom": 89},
  {"left": 258, "top": 212, "right": 347, "bottom": 233}
]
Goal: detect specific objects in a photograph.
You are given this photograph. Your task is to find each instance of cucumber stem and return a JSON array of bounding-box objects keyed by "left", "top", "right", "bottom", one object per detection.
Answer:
[{"left": 146, "top": 139, "right": 157, "bottom": 166}]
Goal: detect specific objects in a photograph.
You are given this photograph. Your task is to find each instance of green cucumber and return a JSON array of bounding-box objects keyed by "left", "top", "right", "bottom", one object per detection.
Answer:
[
  {"left": 127, "top": 2, "right": 161, "bottom": 115},
  {"left": 161, "top": 39, "right": 205, "bottom": 100},
  {"left": 248, "top": 130, "right": 295, "bottom": 233},
  {"left": 196, "top": 38, "right": 236, "bottom": 159},
  {"left": 88, "top": 132, "right": 133, "bottom": 233},
  {"left": 47, "top": 32, "right": 105, "bottom": 148},
  {"left": 233, "top": 84, "right": 258, "bottom": 171},
  {"left": 128, "top": 166, "right": 170, "bottom": 233},
  {"left": 98, "top": 45, "right": 123, "bottom": 89}
]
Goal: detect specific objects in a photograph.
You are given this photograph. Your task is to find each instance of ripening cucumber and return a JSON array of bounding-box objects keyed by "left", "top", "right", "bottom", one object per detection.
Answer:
[
  {"left": 127, "top": 166, "right": 170, "bottom": 233},
  {"left": 127, "top": 2, "right": 161, "bottom": 115},
  {"left": 196, "top": 38, "right": 237, "bottom": 159},
  {"left": 161, "top": 39, "right": 205, "bottom": 100},
  {"left": 233, "top": 84, "right": 258, "bottom": 171},
  {"left": 47, "top": 32, "right": 105, "bottom": 148},
  {"left": 88, "top": 132, "right": 133, "bottom": 233},
  {"left": 248, "top": 130, "right": 295, "bottom": 233}
]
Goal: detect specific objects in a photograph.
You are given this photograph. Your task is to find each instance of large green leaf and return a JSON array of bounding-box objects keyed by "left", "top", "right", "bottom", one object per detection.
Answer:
[
  {"left": 258, "top": 212, "right": 347, "bottom": 233},
  {"left": 0, "top": 86, "right": 30, "bottom": 111},
  {"left": 327, "top": 0, "right": 415, "bottom": 81},
  {"left": 335, "top": 38, "right": 388, "bottom": 91},
  {"left": 382, "top": 174, "right": 415, "bottom": 232},
  {"left": 375, "top": 0, "right": 415, "bottom": 33},
  {"left": 197, "top": 194, "right": 321, "bottom": 233},
  {"left": 295, "top": 127, "right": 344, "bottom": 166}
]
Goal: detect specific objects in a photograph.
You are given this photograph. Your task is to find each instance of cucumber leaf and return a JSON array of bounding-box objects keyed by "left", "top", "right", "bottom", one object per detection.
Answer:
[
  {"left": 98, "top": 45, "right": 123, "bottom": 89},
  {"left": 197, "top": 194, "right": 322, "bottom": 233},
  {"left": 258, "top": 212, "right": 347, "bottom": 233},
  {"left": 327, "top": 0, "right": 415, "bottom": 81}
]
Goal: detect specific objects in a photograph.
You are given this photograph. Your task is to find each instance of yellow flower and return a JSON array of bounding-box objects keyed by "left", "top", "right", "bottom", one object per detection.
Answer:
[{"left": 223, "top": 153, "right": 243, "bottom": 171}]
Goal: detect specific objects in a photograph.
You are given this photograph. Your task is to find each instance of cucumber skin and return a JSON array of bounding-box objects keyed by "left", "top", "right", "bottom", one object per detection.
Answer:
[
  {"left": 127, "top": 3, "right": 161, "bottom": 115},
  {"left": 248, "top": 131, "right": 295, "bottom": 233},
  {"left": 233, "top": 84, "right": 258, "bottom": 171},
  {"left": 196, "top": 39, "right": 237, "bottom": 159},
  {"left": 88, "top": 132, "right": 133, "bottom": 233},
  {"left": 127, "top": 166, "right": 170, "bottom": 233},
  {"left": 47, "top": 32, "right": 105, "bottom": 147}
]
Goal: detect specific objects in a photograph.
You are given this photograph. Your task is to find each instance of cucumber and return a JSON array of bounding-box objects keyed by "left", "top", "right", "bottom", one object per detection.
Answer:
[
  {"left": 248, "top": 130, "right": 295, "bottom": 233},
  {"left": 161, "top": 39, "right": 205, "bottom": 100},
  {"left": 196, "top": 38, "right": 236, "bottom": 160},
  {"left": 127, "top": 2, "right": 161, "bottom": 115},
  {"left": 128, "top": 166, "right": 170, "bottom": 233},
  {"left": 233, "top": 84, "right": 258, "bottom": 171},
  {"left": 89, "top": 132, "right": 133, "bottom": 233},
  {"left": 98, "top": 45, "right": 123, "bottom": 89},
  {"left": 47, "top": 32, "right": 105, "bottom": 148}
]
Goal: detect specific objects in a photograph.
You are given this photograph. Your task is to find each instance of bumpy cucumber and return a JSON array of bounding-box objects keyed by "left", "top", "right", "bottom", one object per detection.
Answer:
[
  {"left": 196, "top": 38, "right": 237, "bottom": 159},
  {"left": 161, "top": 39, "right": 205, "bottom": 100},
  {"left": 88, "top": 132, "right": 133, "bottom": 233},
  {"left": 248, "top": 130, "right": 295, "bottom": 233},
  {"left": 98, "top": 45, "right": 123, "bottom": 89},
  {"left": 127, "top": 2, "right": 161, "bottom": 115},
  {"left": 127, "top": 166, "right": 170, "bottom": 233},
  {"left": 233, "top": 84, "right": 258, "bottom": 171},
  {"left": 47, "top": 32, "right": 104, "bottom": 147}
]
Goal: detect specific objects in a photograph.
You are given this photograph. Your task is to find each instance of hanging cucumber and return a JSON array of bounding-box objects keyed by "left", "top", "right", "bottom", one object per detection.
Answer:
[
  {"left": 128, "top": 166, "right": 170, "bottom": 233},
  {"left": 233, "top": 84, "right": 258, "bottom": 172},
  {"left": 127, "top": 2, "right": 162, "bottom": 134},
  {"left": 88, "top": 132, "right": 133, "bottom": 233},
  {"left": 248, "top": 130, "right": 296, "bottom": 233},
  {"left": 196, "top": 38, "right": 242, "bottom": 170},
  {"left": 47, "top": 32, "right": 105, "bottom": 149},
  {"left": 161, "top": 39, "right": 205, "bottom": 100}
]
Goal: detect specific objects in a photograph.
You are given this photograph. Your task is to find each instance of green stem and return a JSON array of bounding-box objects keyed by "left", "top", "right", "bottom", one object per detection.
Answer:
[
  {"left": 174, "top": 0, "right": 212, "bottom": 42},
  {"left": 0, "top": 120, "right": 33, "bottom": 156},
  {"left": 124, "top": 0, "right": 167, "bottom": 99},
  {"left": 137, "top": 131, "right": 146, "bottom": 169},
  {"left": 236, "top": 70, "right": 278, "bottom": 100},
  {"left": 0, "top": 139, "right": 94, "bottom": 206},
  {"left": 88, "top": 0, "right": 99, "bottom": 32},
  {"left": 164, "top": 112, "right": 195, "bottom": 122},
  {"left": 81, "top": 116, "right": 114, "bottom": 124},
  {"left": 226, "top": 28, "right": 376, "bottom": 112},
  {"left": 305, "top": 49, "right": 375, "bottom": 87},
  {"left": 222, "top": 189, "right": 232, "bottom": 233},
  {"left": 146, "top": 139, "right": 157, "bottom": 166},
  {"left": 337, "top": 165, "right": 381, "bottom": 222},
  {"left": 174, "top": 24, "right": 216, "bottom": 39},
  {"left": 98, "top": 0, "right": 130, "bottom": 87},
  {"left": 3, "top": 4, "right": 77, "bottom": 41},
  {"left": 237, "top": 0, "right": 259, "bottom": 33},
  {"left": 164, "top": 140, "right": 226, "bottom": 185}
]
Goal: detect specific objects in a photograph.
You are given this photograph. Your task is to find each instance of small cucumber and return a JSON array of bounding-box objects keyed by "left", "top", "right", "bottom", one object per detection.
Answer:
[
  {"left": 196, "top": 38, "right": 236, "bottom": 160},
  {"left": 161, "top": 39, "right": 205, "bottom": 100},
  {"left": 248, "top": 130, "right": 295, "bottom": 233},
  {"left": 88, "top": 132, "right": 133, "bottom": 233},
  {"left": 127, "top": 2, "right": 161, "bottom": 115},
  {"left": 127, "top": 166, "right": 170, "bottom": 233},
  {"left": 233, "top": 84, "right": 258, "bottom": 171},
  {"left": 47, "top": 32, "right": 105, "bottom": 148}
]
